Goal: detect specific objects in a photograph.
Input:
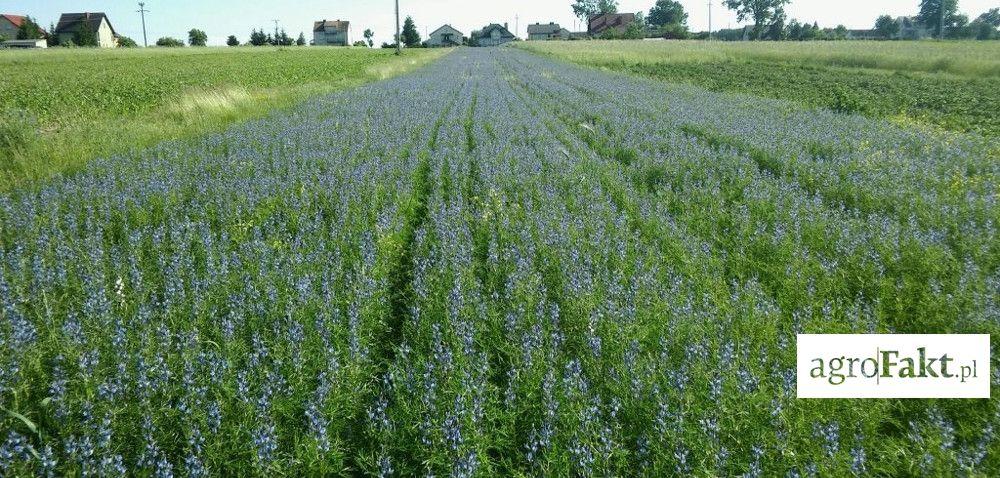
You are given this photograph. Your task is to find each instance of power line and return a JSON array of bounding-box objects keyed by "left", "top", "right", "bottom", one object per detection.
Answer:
[{"left": 137, "top": 2, "right": 149, "bottom": 47}]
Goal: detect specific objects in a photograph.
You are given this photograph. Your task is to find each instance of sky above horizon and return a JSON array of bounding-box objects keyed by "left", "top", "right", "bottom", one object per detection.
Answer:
[{"left": 3, "top": 0, "right": 997, "bottom": 46}]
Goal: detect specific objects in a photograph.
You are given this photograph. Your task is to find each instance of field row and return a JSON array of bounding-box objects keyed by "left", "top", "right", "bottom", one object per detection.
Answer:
[
  {"left": 519, "top": 40, "right": 1000, "bottom": 137},
  {"left": 0, "top": 48, "right": 997, "bottom": 475}
]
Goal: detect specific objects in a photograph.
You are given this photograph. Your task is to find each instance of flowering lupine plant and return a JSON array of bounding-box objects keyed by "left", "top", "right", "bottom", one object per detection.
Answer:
[{"left": 0, "top": 48, "right": 997, "bottom": 476}]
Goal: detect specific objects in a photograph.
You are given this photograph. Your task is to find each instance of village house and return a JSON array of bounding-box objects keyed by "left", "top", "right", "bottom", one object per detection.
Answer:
[
  {"left": 1, "top": 14, "right": 48, "bottom": 48},
  {"left": 0, "top": 14, "right": 25, "bottom": 40},
  {"left": 314, "top": 19, "right": 350, "bottom": 46},
  {"left": 527, "top": 22, "right": 571, "bottom": 41},
  {"left": 588, "top": 12, "right": 636, "bottom": 37},
  {"left": 472, "top": 23, "right": 516, "bottom": 47},
  {"left": 55, "top": 12, "right": 118, "bottom": 47},
  {"left": 427, "top": 24, "right": 464, "bottom": 47}
]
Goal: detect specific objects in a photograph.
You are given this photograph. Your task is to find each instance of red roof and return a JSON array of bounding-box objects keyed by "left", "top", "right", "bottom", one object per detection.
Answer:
[{"left": 1, "top": 14, "right": 27, "bottom": 28}]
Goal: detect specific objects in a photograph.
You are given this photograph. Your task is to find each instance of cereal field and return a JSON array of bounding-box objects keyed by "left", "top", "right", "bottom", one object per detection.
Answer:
[{"left": 0, "top": 47, "right": 997, "bottom": 476}]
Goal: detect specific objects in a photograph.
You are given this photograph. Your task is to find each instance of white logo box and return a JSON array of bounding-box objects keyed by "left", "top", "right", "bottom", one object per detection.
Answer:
[{"left": 797, "top": 334, "right": 991, "bottom": 399}]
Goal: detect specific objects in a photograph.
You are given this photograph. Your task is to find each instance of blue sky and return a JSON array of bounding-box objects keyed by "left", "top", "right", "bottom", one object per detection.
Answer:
[{"left": 3, "top": 0, "right": 997, "bottom": 46}]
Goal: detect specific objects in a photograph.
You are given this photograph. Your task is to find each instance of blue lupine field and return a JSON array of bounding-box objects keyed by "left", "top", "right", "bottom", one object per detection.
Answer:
[{"left": 1, "top": 48, "right": 998, "bottom": 476}]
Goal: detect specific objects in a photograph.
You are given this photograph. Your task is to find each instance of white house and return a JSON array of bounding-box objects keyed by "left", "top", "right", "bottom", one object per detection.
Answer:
[
  {"left": 55, "top": 12, "right": 117, "bottom": 47},
  {"left": 472, "top": 23, "right": 515, "bottom": 47},
  {"left": 314, "top": 19, "right": 350, "bottom": 46},
  {"left": 427, "top": 24, "right": 463, "bottom": 47},
  {"left": 527, "top": 22, "right": 570, "bottom": 41}
]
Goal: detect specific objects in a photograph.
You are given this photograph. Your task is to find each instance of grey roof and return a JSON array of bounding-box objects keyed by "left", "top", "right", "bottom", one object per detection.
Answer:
[
  {"left": 314, "top": 20, "right": 349, "bottom": 33},
  {"left": 429, "top": 24, "right": 464, "bottom": 37},
  {"left": 476, "top": 23, "right": 515, "bottom": 39},
  {"left": 55, "top": 12, "right": 116, "bottom": 37},
  {"left": 528, "top": 23, "right": 562, "bottom": 35}
]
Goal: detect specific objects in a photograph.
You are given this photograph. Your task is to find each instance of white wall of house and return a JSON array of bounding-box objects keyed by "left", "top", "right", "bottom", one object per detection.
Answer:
[
  {"left": 428, "top": 25, "right": 462, "bottom": 47},
  {"left": 314, "top": 30, "right": 348, "bottom": 46},
  {"left": 58, "top": 18, "right": 116, "bottom": 47},
  {"left": 0, "top": 18, "right": 19, "bottom": 40}
]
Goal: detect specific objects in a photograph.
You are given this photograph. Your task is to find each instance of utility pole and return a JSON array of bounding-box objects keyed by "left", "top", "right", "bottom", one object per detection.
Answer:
[
  {"left": 395, "top": 0, "right": 401, "bottom": 55},
  {"left": 938, "top": 0, "right": 945, "bottom": 39},
  {"left": 515, "top": 15, "right": 519, "bottom": 38},
  {"left": 272, "top": 19, "right": 280, "bottom": 45},
  {"left": 707, "top": 1, "right": 713, "bottom": 40},
  {"left": 137, "top": 2, "right": 149, "bottom": 47}
]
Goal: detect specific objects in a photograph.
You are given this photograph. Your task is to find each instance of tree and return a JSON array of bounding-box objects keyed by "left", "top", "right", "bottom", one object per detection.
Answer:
[
  {"left": 572, "top": 0, "right": 618, "bottom": 23},
  {"left": 16, "top": 16, "right": 44, "bottom": 40},
  {"left": 648, "top": 0, "right": 687, "bottom": 27},
  {"left": 118, "top": 36, "right": 138, "bottom": 47},
  {"left": 276, "top": 29, "right": 293, "bottom": 46},
  {"left": 976, "top": 8, "right": 1000, "bottom": 27},
  {"left": 226, "top": 35, "right": 240, "bottom": 46},
  {"left": 785, "top": 19, "right": 802, "bottom": 40},
  {"left": 918, "top": 0, "right": 959, "bottom": 38},
  {"left": 73, "top": 19, "right": 99, "bottom": 47},
  {"left": 353, "top": 40, "right": 367, "bottom": 47},
  {"left": 873, "top": 15, "right": 900, "bottom": 39},
  {"left": 364, "top": 29, "right": 375, "bottom": 48},
  {"left": 832, "top": 24, "right": 848, "bottom": 40},
  {"left": 188, "top": 28, "right": 208, "bottom": 46},
  {"left": 401, "top": 16, "right": 421, "bottom": 47},
  {"left": 47, "top": 23, "right": 59, "bottom": 47},
  {"left": 156, "top": 37, "right": 184, "bottom": 47},
  {"left": 723, "top": 0, "right": 790, "bottom": 40},
  {"left": 296, "top": 32, "right": 306, "bottom": 46},
  {"left": 249, "top": 29, "right": 268, "bottom": 46},
  {"left": 765, "top": 8, "right": 787, "bottom": 40}
]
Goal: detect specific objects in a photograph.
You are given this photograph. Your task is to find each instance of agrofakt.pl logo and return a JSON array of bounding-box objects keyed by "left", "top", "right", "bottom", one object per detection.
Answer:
[{"left": 797, "top": 334, "right": 990, "bottom": 399}]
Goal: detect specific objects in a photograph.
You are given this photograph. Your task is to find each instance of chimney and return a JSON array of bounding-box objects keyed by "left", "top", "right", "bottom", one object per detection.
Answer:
[{"left": 504, "top": 22, "right": 508, "bottom": 30}]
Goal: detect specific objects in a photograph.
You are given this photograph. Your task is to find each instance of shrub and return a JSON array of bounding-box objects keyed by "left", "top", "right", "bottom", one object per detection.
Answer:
[
  {"left": 118, "top": 36, "right": 138, "bottom": 48},
  {"left": 156, "top": 37, "right": 185, "bottom": 47}
]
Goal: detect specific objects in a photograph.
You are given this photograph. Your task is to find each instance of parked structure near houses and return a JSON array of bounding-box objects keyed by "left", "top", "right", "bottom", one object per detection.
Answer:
[
  {"left": 55, "top": 12, "right": 118, "bottom": 47},
  {"left": 527, "top": 22, "right": 571, "bottom": 40},
  {"left": 427, "top": 24, "right": 463, "bottom": 47},
  {"left": 472, "top": 23, "right": 516, "bottom": 46},
  {"left": 1, "top": 39, "right": 47, "bottom": 48},
  {"left": 588, "top": 12, "right": 636, "bottom": 37},
  {"left": 313, "top": 19, "right": 350, "bottom": 46}
]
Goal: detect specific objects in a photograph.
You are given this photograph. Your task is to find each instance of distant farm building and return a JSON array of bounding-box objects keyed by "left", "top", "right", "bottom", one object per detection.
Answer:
[
  {"left": 428, "top": 24, "right": 464, "bottom": 47},
  {"left": 314, "top": 19, "right": 350, "bottom": 46},
  {"left": 472, "top": 23, "right": 516, "bottom": 47},
  {"left": 55, "top": 12, "right": 118, "bottom": 47},
  {"left": 527, "top": 22, "right": 571, "bottom": 41},
  {"left": 2, "top": 39, "right": 47, "bottom": 48},
  {"left": 588, "top": 13, "right": 636, "bottom": 36}
]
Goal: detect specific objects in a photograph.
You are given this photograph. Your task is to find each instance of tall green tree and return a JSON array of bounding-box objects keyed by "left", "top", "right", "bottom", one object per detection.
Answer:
[
  {"left": 976, "top": 8, "right": 1000, "bottom": 27},
  {"left": 572, "top": 0, "right": 618, "bottom": 23},
  {"left": 401, "top": 16, "right": 421, "bottom": 47},
  {"left": 188, "top": 28, "right": 208, "bottom": 46},
  {"left": 918, "top": 0, "right": 959, "bottom": 38},
  {"left": 364, "top": 29, "right": 375, "bottom": 48},
  {"left": 647, "top": 0, "right": 687, "bottom": 27},
  {"left": 249, "top": 29, "right": 268, "bottom": 46},
  {"left": 296, "top": 32, "right": 306, "bottom": 46},
  {"left": 16, "top": 16, "right": 44, "bottom": 40},
  {"left": 47, "top": 23, "right": 59, "bottom": 46},
  {"left": 227, "top": 35, "right": 240, "bottom": 46},
  {"left": 874, "top": 15, "right": 900, "bottom": 39},
  {"left": 73, "top": 19, "right": 98, "bottom": 46},
  {"left": 723, "top": 0, "right": 790, "bottom": 40}
]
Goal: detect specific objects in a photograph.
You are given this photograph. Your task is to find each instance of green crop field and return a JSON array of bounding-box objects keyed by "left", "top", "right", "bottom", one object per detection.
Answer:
[
  {"left": 0, "top": 47, "right": 446, "bottom": 190},
  {"left": 518, "top": 40, "right": 1000, "bottom": 137}
]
